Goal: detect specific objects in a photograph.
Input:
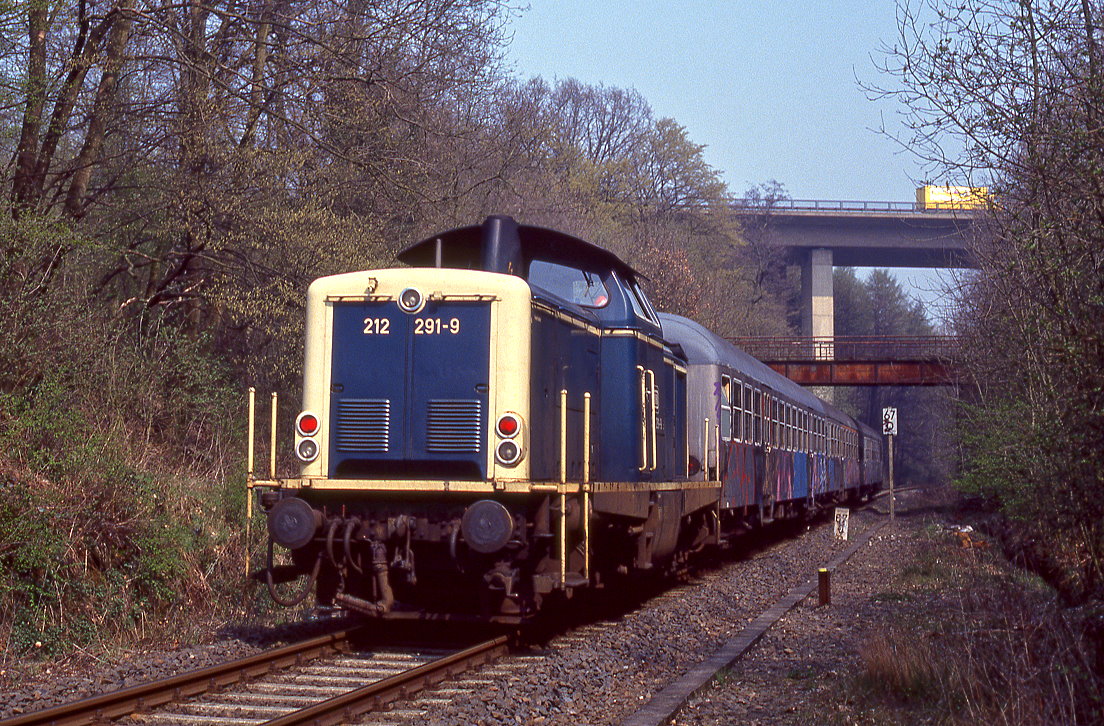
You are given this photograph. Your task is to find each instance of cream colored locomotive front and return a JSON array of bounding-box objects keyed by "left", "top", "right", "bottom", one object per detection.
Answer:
[{"left": 293, "top": 267, "right": 533, "bottom": 487}]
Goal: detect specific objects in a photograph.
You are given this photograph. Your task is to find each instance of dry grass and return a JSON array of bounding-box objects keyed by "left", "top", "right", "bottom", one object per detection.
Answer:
[
  {"left": 859, "top": 630, "right": 942, "bottom": 702},
  {"left": 856, "top": 539, "right": 1103, "bottom": 725}
]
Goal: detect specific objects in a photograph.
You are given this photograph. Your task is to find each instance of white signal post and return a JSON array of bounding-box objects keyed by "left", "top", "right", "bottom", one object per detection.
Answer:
[{"left": 882, "top": 407, "right": 897, "bottom": 520}]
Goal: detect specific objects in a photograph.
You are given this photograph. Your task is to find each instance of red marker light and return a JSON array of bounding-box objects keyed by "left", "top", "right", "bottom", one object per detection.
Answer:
[
  {"left": 496, "top": 414, "right": 520, "bottom": 438},
  {"left": 297, "top": 412, "right": 319, "bottom": 436}
]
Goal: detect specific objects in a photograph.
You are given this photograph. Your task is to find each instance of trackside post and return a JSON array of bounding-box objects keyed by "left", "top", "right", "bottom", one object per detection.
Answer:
[
  {"left": 246, "top": 387, "right": 256, "bottom": 576},
  {"left": 882, "top": 407, "right": 897, "bottom": 520}
]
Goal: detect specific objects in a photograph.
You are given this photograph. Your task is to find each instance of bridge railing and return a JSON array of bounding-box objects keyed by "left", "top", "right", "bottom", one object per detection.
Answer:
[
  {"left": 733, "top": 198, "right": 985, "bottom": 214},
  {"left": 730, "top": 336, "right": 961, "bottom": 362},
  {"left": 765, "top": 199, "right": 920, "bottom": 213}
]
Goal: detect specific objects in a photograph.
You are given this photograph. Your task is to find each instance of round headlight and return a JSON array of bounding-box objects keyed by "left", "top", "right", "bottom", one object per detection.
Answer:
[
  {"left": 461, "top": 500, "right": 514, "bottom": 554},
  {"left": 296, "top": 438, "right": 319, "bottom": 462},
  {"left": 398, "top": 287, "right": 424, "bottom": 314},
  {"left": 267, "top": 497, "right": 320, "bottom": 550},
  {"left": 495, "top": 439, "right": 522, "bottom": 466}
]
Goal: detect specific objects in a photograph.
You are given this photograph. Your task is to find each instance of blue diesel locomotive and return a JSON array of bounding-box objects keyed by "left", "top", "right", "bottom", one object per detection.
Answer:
[{"left": 253, "top": 216, "right": 883, "bottom": 621}]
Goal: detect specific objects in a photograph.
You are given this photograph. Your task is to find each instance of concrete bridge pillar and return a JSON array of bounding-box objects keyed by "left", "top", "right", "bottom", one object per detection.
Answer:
[{"left": 801, "top": 248, "right": 834, "bottom": 341}]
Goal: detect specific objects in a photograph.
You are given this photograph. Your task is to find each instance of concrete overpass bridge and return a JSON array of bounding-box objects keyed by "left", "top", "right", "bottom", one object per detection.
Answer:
[{"left": 733, "top": 197, "right": 979, "bottom": 340}]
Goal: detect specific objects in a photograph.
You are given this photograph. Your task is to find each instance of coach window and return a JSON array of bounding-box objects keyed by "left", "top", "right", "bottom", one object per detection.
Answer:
[
  {"left": 759, "top": 390, "right": 765, "bottom": 445},
  {"left": 788, "top": 406, "right": 795, "bottom": 451},
  {"left": 788, "top": 405, "right": 794, "bottom": 451},
  {"left": 732, "top": 378, "right": 743, "bottom": 442},
  {"left": 529, "top": 260, "right": 610, "bottom": 308},
  {"left": 794, "top": 410, "right": 800, "bottom": 452},
  {"left": 754, "top": 392, "right": 762, "bottom": 445},
  {"left": 744, "top": 384, "right": 753, "bottom": 444},
  {"left": 764, "top": 397, "right": 771, "bottom": 446},
  {"left": 766, "top": 397, "right": 773, "bottom": 446},
  {"left": 779, "top": 404, "right": 786, "bottom": 450},
  {"left": 720, "top": 376, "right": 732, "bottom": 441},
  {"left": 792, "top": 407, "right": 798, "bottom": 451},
  {"left": 780, "top": 404, "right": 786, "bottom": 450}
]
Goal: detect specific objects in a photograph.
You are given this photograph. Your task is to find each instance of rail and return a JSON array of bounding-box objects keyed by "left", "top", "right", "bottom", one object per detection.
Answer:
[
  {"left": 0, "top": 630, "right": 510, "bottom": 726},
  {"left": 266, "top": 635, "right": 509, "bottom": 725},
  {"left": 0, "top": 629, "right": 360, "bottom": 726},
  {"left": 731, "top": 336, "right": 960, "bottom": 362}
]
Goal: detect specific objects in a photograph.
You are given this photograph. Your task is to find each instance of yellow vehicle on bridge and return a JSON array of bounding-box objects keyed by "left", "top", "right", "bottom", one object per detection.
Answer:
[{"left": 916, "top": 185, "right": 989, "bottom": 210}]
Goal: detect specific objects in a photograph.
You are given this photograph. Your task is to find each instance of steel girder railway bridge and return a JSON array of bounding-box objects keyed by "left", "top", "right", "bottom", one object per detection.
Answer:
[{"left": 732, "top": 336, "right": 961, "bottom": 386}]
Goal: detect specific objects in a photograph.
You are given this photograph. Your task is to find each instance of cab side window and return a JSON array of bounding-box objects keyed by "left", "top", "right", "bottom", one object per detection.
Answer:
[{"left": 626, "top": 280, "right": 660, "bottom": 325}]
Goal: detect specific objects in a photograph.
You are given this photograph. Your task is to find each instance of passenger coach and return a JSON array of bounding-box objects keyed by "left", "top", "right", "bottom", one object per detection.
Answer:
[{"left": 660, "top": 313, "right": 883, "bottom": 529}]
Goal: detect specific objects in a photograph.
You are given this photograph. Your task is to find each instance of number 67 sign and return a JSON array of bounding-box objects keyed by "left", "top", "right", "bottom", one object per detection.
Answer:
[{"left": 882, "top": 407, "right": 898, "bottom": 436}]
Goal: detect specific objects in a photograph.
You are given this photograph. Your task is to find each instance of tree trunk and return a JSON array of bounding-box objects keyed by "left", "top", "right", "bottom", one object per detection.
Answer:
[
  {"left": 64, "top": 0, "right": 136, "bottom": 220},
  {"left": 11, "top": 2, "right": 48, "bottom": 217}
]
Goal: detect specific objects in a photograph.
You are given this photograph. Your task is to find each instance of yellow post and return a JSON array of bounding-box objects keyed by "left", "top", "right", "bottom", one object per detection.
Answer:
[
  {"left": 647, "top": 369, "right": 657, "bottom": 471},
  {"left": 583, "top": 392, "right": 591, "bottom": 581},
  {"left": 246, "top": 387, "right": 256, "bottom": 577},
  {"left": 560, "top": 388, "right": 568, "bottom": 588},
  {"left": 636, "top": 366, "right": 647, "bottom": 470},
  {"left": 715, "top": 423, "right": 721, "bottom": 482},
  {"left": 702, "top": 417, "right": 709, "bottom": 481},
  {"left": 247, "top": 387, "right": 256, "bottom": 481},
  {"left": 269, "top": 391, "right": 278, "bottom": 479}
]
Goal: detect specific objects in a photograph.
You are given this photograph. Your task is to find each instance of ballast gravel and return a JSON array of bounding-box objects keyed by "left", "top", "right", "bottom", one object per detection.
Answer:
[
  {"left": 364, "top": 501, "right": 902, "bottom": 726},
  {"left": 0, "top": 490, "right": 945, "bottom": 725}
]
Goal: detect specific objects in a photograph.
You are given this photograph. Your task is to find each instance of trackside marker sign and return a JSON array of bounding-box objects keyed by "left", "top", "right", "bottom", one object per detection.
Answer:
[{"left": 882, "top": 407, "right": 898, "bottom": 436}]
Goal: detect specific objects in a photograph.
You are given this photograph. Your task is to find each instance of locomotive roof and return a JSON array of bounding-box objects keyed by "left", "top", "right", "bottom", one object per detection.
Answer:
[
  {"left": 397, "top": 215, "right": 643, "bottom": 280},
  {"left": 658, "top": 313, "right": 857, "bottom": 426}
]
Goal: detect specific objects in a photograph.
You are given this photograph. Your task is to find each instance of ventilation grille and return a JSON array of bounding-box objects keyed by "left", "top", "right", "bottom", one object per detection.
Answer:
[
  {"left": 426, "top": 400, "right": 483, "bottom": 453},
  {"left": 335, "top": 399, "right": 390, "bottom": 452}
]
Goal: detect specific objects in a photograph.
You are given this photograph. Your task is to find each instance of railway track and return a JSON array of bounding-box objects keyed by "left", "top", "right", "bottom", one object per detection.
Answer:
[{"left": 0, "top": 629, "right": 509, "bottom": 726}]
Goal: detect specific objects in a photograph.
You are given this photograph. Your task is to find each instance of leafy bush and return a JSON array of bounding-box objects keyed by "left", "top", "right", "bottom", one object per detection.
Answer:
[{"left": 0, "top": 216, "right": 251, "bottom": 660}]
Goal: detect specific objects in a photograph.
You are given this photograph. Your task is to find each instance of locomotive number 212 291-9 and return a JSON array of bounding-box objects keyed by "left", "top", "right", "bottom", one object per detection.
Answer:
[{"left": 361, "top": 317, "right": 461, "bottom": 335}]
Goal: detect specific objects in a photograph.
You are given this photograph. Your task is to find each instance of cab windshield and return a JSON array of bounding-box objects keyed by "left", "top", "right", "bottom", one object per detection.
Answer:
[{"left": 528, "top": 259, "right": 610, "bottom": 308}]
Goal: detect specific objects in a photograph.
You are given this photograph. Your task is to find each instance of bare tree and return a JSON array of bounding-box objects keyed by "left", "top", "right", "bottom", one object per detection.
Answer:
[{"left": 870, "top": 0, "right": 1104, "bottom": 604}]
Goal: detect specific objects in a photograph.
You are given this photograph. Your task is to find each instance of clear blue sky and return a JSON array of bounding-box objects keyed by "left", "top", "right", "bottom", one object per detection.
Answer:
[{"left": 505, "top": 1, "right": 958, "bottom": 317}]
